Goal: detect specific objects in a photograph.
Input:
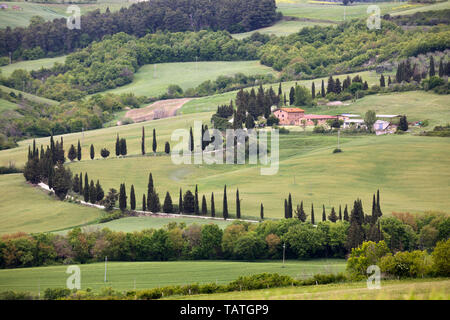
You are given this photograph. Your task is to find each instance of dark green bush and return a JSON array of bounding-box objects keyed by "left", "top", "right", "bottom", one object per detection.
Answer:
[{"left": 44, "top": 288, "right": 71, "bottom": 300}]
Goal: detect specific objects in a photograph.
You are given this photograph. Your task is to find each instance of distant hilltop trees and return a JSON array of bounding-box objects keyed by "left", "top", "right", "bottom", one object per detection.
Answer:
[{"left": 0, "top": 0, "right": 279, "bottom": 60}]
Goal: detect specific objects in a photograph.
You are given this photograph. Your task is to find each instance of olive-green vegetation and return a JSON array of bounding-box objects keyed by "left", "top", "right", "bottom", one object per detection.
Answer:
[
  {"left": 0, "top": 259, "right": 345, "bottom": 294},
  {"left": 0, "top": 56, "right": 67, "bottom": 77}
]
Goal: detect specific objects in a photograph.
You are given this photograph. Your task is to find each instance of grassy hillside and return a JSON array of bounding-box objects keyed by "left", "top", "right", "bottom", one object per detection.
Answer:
[
  {"left": 0, "top": 98, "right": 18, "bottom": 113},
  {"left": 178, "top": 278, "right": 450, "bottom": 300},
  {"left": 102, "top": 61, "right": 278, "bottom": 97},
  {"left": 0, "top": 85, "right": 59, "bottom": 106},
  {"left": 0, "top": 259, "right": 346, "bottom": 294},
  {"left": 0, "top": 90, "right": 448, "bottom": 225},
  {"left": 0, "top": 2, "right": 131, "bottom": 29},
  {"left": 74, "top": 216, "right": 234, "bottom": 234},
  {"left": 275, "top": 0, "right": 441, "bottom": 22},
  {"left": 0, "top": 174, "right": 102, "bottom": 235},
  {"left": 0, "top": 56, "right": 67, "bottom": 77}
]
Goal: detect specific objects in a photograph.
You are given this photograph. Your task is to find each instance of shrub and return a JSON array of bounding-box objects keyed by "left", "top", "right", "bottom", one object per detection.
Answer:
[
  {"left": 432, "top": 239, "right": 450, "bottom": 276},
  {"left": 346, "top": 241, "right": 390, "bottom": 276},
  {"left": 333, "top": 148, "right": 342, "bottom": 153},
  {"left": 379, "top": 250, "right": 432, "bottom": 278},
  {"left": 313, "top": 125, "right": 326, "bottom": 133},
  {"left": 0, "top": 290, "right": 35, "bottom": 300},
  {"left": 44, "top": 288, "right": 72, "bottom": 300},
  {"left": 227, "top": 273, "right": 295, "bottom": 291},
  {"left": 278, "top": 127, "right": 290, "bottom": 134}
]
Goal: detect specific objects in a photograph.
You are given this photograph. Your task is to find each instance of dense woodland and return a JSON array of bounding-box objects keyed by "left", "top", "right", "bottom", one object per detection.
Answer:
[{"left": 0, "top": 0, "right": 279, "bottom": 60}]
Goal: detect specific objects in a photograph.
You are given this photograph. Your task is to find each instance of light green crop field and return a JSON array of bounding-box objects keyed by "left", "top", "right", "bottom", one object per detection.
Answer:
[
  {"left": 0, "top": 174, "right": 102, "bottom": 235},
  {"left": 0, "top": 85, "right": 59, "bottom": 106},
  {"left": 60, "top": 216, "right": 235, "bottom": 235},
  {"left": 275, "top": 0, "right": 438, "bottom": 22},
  {"left": 178, "top": 278, "right": 450, "bottom": 300},
  {"left": 180, "top": 70, "right": 387, "bottom": 114},
  {"left": 0, "top": 91, "right": 449, "bottom": 227},
  {"left": 0, "top": 259, "right": 346, "bottom": 294},
  {"left": 232, "top": 19, "right": 335, "bottom": 39},
  {"left": 0, "top": 56, "right": 67, "bottom": 77},
  {"left": 0, "top": 1, "right": 131, "bottom": 29},
  {"left": 0, "top": 98, "right": 18, "bottom": 113},
  {"left": 102, "top": 61, "right": 278, "bottom": 98}
]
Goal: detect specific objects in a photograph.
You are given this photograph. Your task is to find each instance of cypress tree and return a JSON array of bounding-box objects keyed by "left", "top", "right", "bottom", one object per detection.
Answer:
[
  {"left": 120, "top": 138, "right": 127, "bottom": 156},
  {"left": 346, "top": 219, "right": 365, "bottom": 250},
  {"left": 152, "top": 128, "right": 157, "bottom": 153},
  {"left": 165, "top": 141, "right": 170, "bottom": 154},
  {"left": 201, "top": 195, "right": 207, "bottom": 215},
  {"left": 223, "top": 185, "right": 228, "bottom": 220},
  {"left": 380, "top": 74, "right": 385, "bottom": 87},
  {"left": 115, "top": 134, "right": 120, "bottom": 156},
  {"left": 183, "top": 190, "right": 195, "bottom": 213},
  {"left": 141, "top": 126, "right": 145, "bottom": 155},
  {"left": 288, "top": 193, "right": 292, "bottom": 218},
  {"left": 376, "top": 189, "right": 382, "bottom": 218},
  {"left": 189, "top": 127, "right": 194, "bottom": 152},
  {"left": 194, "top": 184, "right": 199, "bottom": 215},
  {"left": 321, "top": 79, "right": 325, "bottom": 97},
  {"left": 211, "top": 192, "right": 215, "bottom": 217},
  {"left": 289, "top": 87, "right": 295, "bottom": 105},
  {"left": 278, "top": 82, "right": 282, "bottom": 96},
  {"left": 371, "top": 194, "right": 377, "bottom": 223},
  {"left": 89, "top": 180, "right": 97, "bottom": 204},
  {"left": 429, "top": 55, "right": 435, "bottom": 77},
  {"left": 83, "top": 173, "right": 89, "bottom": 202},
  {"left": 47, "top": 165, "right": 54, "bottom": 189},
  {"left": 439, "top": 58, "right": 444, "bottom": 77},
  {"left": 328, "top": 207, "right": 338, "bottom": 223},
  {"left": 68, "top": 145, "right": 76, "bottom": 162},
  {"left": 236, "top": 189, "right": 241, "bottom": 219},
  {"left": 260, "top": 203, "right": 264, "bottom": 220},
  {"left": 163, "top": 191, "right": 173, "bottom": 213},
  {"left": 283, "top": 93, "right": 287, "bottom": 105},
  {"left": 296, "top": 201, "right": 306, "bottom": 222},
  {"left": 77, "top": 140, "right": 82, "bottom": 161},
  {"left": 142, "top": 194, "right": 147, "bottom": 211},
  {"left": 96, "top": 180, "right": 104, "bottom": 202},
  {"left": 90, "top": 144, "right": 94, "bottom": 160},
  {"left": 130, "top": 185, "right": 136, "bottom": 210},
  {"left": 73, "top": 174, "right": 80, "bottom": 193},
  {"left": 311, "top": 203, "right": 315, "bottom": 225},
  {"left": 343, "top": 204, "right": 349, "bottom": 221},
  {"left": 327, "top": 76, "right": 334, "bottom": 94},
  {"left": 119, "top": 183, "right": 127, "bottom": 211},
  {"left": 322, "top": 205, "right": 326, "bottom": 221},
  {"left": 388, "top": 76, "right": 392, "bottom": 86},
  {"left": 179, "top": 188, "right": 183, "bottom": 213},
  {"left": 284, "top": 199, "right": 288, "bottom": 219},
  {"left": 339, "top": 205, "right": 342, "bottom": 221},
  {"left": 79, "top": 172, "right": 83, "bottom": 195},
  {"left": 311, "top": 82, "right": 315, "bottom": 99}
]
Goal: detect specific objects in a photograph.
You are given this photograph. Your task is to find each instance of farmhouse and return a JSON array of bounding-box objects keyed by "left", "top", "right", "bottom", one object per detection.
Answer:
[
  {"left": 273, "top": 107, "right": 305, "bottom": 125},
  {"left": 303, "top": 114, "right": 337, "bottom": 126}
]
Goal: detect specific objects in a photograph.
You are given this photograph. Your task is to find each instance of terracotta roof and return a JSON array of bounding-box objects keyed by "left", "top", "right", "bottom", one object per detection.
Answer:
[
  {"left": 280, "top": 108, "right": 305, "bottom": 113},
  {"left": 304, "top": 114, "right": 337, "bottom": 119}
]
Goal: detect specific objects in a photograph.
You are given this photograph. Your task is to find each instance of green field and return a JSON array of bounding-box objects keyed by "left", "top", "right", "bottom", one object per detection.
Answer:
[
  {"left": 102, "top": 61, "right": 278, "bottom": 97},
  {"left": 0, "top": 1, "right": 131, "bottom": 29},
  {"left": 232, "top": 19, "right": 335, "bottom": 39},
  {"left": 0, "top": 85, "right": 59, "bottom": 106},
  {"left": 75, "top": 216, "right": 234, "bottom": 234},
  {"left": 0, "top": 56, "right": 67, "bottom": 77},
  {"left": 276, "top": 0, "right": 440, "bottom": 22},
  {"left": 178, "top": 278, "right": 450, "bottom": 300},
  {"left": 0, "top": 174, "right": 102, "bottom": 235},
  {"left": 0, "top": 98, "right": 18, "bottom": 113},
  {"left": 0, "top": 259, "right": 346, "bottom": 294},
  {"left": 0, "top": 90, "right": 449, "bottom": 227}
]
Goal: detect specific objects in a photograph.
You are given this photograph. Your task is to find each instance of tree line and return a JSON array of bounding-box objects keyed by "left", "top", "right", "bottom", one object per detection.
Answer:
[
  {"left": 1, "top": 210, "right": 447, "bottom": 269},
  {"left": 0, "top": 0, "right": 279, "bottom": 60}
]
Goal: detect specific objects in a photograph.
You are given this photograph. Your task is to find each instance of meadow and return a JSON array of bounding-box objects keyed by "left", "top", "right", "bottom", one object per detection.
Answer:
[
  {"left": 1, "top": 90, "right": 449, "bottom": 226},
  {"left": 0, "top": 259, "right": 346, "bottom": 294},
  {"left": 0, "top": 1, "right": 131, "bottom": 29},
  {"left": 0, "top": 56, "right": 67, "bottom": 77},
  {"left": 0, "top": 174, "right": 102, "bottom": 235},
  {"left": 102, "top": 61, "right": 278, "bottom": 98},
  {"left": 178, "top": 278, "right": 450, "bottom": 300},
  {"left": 0, "top": 85, "right": 58, "bottom": 106},
  {"left": 275, "top": 0, "right": 441, "bottom": 22}
]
